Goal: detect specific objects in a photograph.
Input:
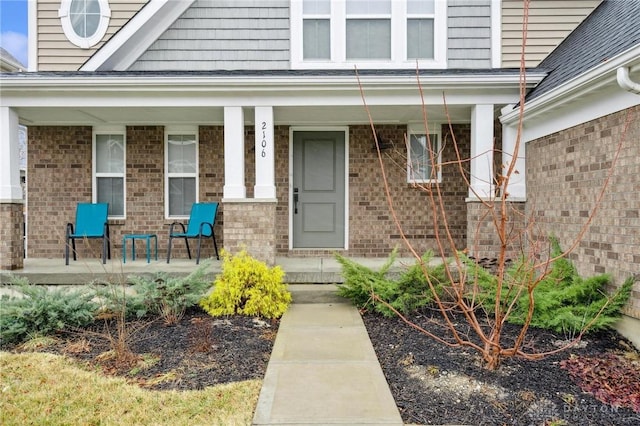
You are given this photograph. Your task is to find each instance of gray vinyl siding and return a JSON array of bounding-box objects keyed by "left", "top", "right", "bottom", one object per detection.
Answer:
[
  {"left": 447, "top": 0, "right": 492, "bottom": 69},
  {"left": 129, "top": 0, "right": 290, "bottom": 71}
]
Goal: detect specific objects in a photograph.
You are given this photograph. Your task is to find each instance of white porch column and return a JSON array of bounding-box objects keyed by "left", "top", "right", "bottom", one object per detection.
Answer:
[
  {"left": 469, "top": 104, "right": 495, "bottom": 199},
  {"left": 0, "top": 107, "right": 23, "bottom": 202},
  {"left": 223, "top": 106, "right": 246, "bottom": 199},
  {"left": 254, "top": 106, "right": 276, "bottom": 199},
  {"left": 501, "top": 123, "right": 526, "bottom": 200}
]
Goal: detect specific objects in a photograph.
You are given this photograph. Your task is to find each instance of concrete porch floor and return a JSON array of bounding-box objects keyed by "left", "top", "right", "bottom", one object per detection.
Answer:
[{"left": 0, "top": 255, "right": 421, "bottom": 286}]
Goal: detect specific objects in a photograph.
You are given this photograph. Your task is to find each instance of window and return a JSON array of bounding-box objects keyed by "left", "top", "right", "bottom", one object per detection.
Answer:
[
  {"left": 59, "top": 0, "right": 111, "bottom": 48},
  {"left": 407, "top": 0, "right": 435, "bottom": 59},
  {"left": 303, "top": 0, "right": 331, "bottom": 60},
  {"left": 93, "top": 129, "right": 125, "bottom": 218},
  {"left": 291, "top": 0, "right": 446, "bottom": 69},
  {"left": 346, "top": 0, "right": 391, "bottom": 60},
  {"left": 407, "top": 123, "right": 441, "bottom": 183},
  {"left": 165, "top": 128, "right": 198, "bottom": 218}
]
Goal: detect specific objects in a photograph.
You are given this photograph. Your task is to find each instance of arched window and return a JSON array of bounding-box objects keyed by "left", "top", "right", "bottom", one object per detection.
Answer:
[{"left": 59, "top": 0, "right": 111, "bottom": 49}]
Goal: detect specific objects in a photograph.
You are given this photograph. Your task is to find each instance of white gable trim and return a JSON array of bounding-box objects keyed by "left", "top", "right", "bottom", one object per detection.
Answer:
[
  {"left": 500, "top": 44, "right": 640, "bottom": 132},
  {"left": 81, "top": 0, "right": 195, "bottom": 71}
]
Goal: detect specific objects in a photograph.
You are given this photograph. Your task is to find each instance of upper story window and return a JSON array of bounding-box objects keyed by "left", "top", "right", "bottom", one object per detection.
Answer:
[
  {"left": 407, "top": 123, "right": 441, "bottom": 183},
  {"left": 165, "top": 127, "right": 199, "bottom": 219},
  {"left": 59, "top": 0, "right": 111, "bottom": 48},
  {"left": 93, "top": 128, "right": 125, "bottom": 218},
  {"left": 292, "top": 0, "right": 446, "bottom": 69}
]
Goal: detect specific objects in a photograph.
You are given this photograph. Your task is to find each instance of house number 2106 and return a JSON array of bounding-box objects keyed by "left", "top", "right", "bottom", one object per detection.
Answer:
[{"left": 261, "top": 121, "right": 268, "bottom": 158}]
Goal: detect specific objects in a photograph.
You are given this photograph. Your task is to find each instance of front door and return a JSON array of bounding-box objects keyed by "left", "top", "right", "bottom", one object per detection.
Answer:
[{"left": 292, "top": 131, "right": 345, "bottom": 248}]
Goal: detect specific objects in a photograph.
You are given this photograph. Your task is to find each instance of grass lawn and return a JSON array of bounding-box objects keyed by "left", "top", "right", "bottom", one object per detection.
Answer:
[{"left": 0, "top": 351, "right": 260, "bottom": 426}]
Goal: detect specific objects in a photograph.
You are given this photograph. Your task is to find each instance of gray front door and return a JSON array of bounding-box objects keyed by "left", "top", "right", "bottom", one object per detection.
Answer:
[{"left": 293, "top": 131, "right": 345, "bottom": 248}]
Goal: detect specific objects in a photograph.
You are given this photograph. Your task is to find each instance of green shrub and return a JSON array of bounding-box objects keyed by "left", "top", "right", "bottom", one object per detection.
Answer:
[
  {"left": 468, "top": 237, "right": 633, "bottom": 335},
  {"left": 336, "top": 249, "right": 444, "bottom": 317},
  {"left": 507, "top": 238, "right": 633, "bottom": 335},
  {"left": 129, "top": 262, "right": 212, "bottom": 325},
  {"left": 200, "top": 250, "right": 291, "bottom": 319},
  {"left": 94, "top": 263, "right": 212, "bottom": 325},
  {"left": 0, "top": 276, "right": 98, "bottom": 345}
]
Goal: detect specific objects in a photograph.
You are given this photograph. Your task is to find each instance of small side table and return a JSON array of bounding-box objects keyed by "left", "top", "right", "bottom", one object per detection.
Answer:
[{"left": 123, "top": 234, "right": 158, "bottom": 264}]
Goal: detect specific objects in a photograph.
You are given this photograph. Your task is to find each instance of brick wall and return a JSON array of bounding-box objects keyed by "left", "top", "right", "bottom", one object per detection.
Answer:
[
  {"left": 223, "top": 201, "right": 277, "bottom": 264},
  {"left": 28, "top": 126, "right": 95, "bottom": 259},
  {"left": 274, "top": 124, "right": 470, "bottom": 257},
  {"left": 26, "top": 122, "right": 471, "bottom": 262},
  {"left": 0, "top": 203, "right": 24, "bottom": 269},
  {"left": 526, "top": 106, "right": 640, "bottom": 318},
  {"left": 27, "top": 125, "right": 225, "bottom": 263},
  {"left": 466, "top": 200, "right": 526, "bottom": 260}
]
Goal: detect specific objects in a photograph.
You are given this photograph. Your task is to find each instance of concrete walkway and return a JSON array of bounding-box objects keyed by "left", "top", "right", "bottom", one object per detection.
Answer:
[{"left": 253, "top": 302, "right": 403, "bottom": 425}]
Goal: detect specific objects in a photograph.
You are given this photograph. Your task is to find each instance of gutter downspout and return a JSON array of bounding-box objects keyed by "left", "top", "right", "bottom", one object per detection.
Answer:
[{"left": 617, "top": 67, "right": 640, "bottom": 94}]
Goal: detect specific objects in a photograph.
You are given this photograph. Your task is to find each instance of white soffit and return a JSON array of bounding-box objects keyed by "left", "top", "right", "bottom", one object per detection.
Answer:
[{"left": 81, "top": 0, "right": 196, "bottom": 71}]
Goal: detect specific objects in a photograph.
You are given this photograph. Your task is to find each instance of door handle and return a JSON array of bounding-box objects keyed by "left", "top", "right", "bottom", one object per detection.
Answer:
[{"left": 293, "top": 188, "right": 299, "bottom": 214}]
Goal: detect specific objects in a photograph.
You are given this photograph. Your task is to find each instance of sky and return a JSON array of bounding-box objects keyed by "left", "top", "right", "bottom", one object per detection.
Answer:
[{"left": 0, "top": 0, "right": 28, "bottom": 67}]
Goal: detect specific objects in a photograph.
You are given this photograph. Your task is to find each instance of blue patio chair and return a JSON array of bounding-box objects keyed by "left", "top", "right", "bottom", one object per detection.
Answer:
[
  {"left": 65, "top": 202, "right": 110, "bottom": 265},
  {"left": 166, "top": 202, "right": 219, "bottom": 264}
]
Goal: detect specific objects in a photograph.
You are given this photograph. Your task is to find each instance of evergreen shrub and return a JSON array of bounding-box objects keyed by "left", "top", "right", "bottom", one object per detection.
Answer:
[
  {"left": 200, "top": 250, "right": 291, "bottom": 319},
  {"left": 0, "top": 276, "right": 98, "bottom": 345},
  {"left": 336, "top": 249, "right": 445, "bottom": 317}
]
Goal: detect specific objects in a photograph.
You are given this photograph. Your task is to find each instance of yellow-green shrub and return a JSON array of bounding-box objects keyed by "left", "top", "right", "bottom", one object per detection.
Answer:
[{"left": 200, "top": 249, "right": 291, "bottom": 319}]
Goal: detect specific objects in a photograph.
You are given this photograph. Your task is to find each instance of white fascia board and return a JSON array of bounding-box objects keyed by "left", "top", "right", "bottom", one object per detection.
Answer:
[
  {"left": 501, "top": 44, "right": 640, "bottom": 127},
  {"left": 81, "top": 0, "right": 196, "bottom": 71},
  {"left": 1, "top": 72, "right": 546, "bottom": 92}
]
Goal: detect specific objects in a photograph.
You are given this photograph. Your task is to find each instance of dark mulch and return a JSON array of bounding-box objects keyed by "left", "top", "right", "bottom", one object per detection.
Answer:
[
  {"left": 363, "top": 308, "right": 640, "bottom": 426},
  {"left": 6, "top": 304, "right": 640, "bottom": 425},
  {"left": 18, "top": 307, "right": 278, "bottom": 391}
]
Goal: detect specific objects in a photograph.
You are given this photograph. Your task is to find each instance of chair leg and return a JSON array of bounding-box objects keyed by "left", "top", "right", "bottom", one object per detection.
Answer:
[
  {"left": 212, "top": 233, "right": 219, "bottom": 260},
  {"left": 65, "top": 237, "right": 70, "bottom": 266},
  {"left": 72, "top": 238, "right": 77, "bottom": 261},
  {"left": 185, "top": 238, "right": 192, "bottom": 259},
  {"left": 196, "top": 234, "right": 203, "bottom": 265},
  {"left": 102, "top": 237, "right": 107, "bottom": 264},
  {"left": 167, "top": 236, "right": 173, "bottom": 263}
]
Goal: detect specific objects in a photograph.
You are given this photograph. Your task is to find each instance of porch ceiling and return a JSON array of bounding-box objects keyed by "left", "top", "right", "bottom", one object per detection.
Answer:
[{"left": 15, "top": 104, "right": 473, "bottom": 126}]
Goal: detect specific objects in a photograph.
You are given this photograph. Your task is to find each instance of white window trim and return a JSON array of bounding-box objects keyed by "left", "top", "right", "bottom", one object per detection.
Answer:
[
  {"left": 59, "top": 0, "right": 111, "bottom": 49},
  {"left": 291, "top": 0, "right": 447, "bottom": 69},
  {"left": 165, "top": 126, "right": 199, "bottom": 220},
  {"left": 92, "top": 126, "right": 126, "bottom": 219},
  {"left": 407, "top": 122, "right": 442, "bottom": 183}
]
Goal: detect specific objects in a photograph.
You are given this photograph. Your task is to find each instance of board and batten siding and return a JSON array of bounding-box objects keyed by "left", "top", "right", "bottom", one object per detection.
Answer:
[
  {"left": 502, "top": 0, "right": 602, "bottom": 68},
  {"left": 129, "top": 0, "right": 290, "bottom": 71},
  {"left": 447, "top": 0, "right": 492, "bottom": 68},
  {"left": 36, "top": 0, "right": 148, "bottom": 71}
]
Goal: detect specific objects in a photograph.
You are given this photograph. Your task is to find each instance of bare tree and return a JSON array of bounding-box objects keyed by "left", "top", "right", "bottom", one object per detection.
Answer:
[{"left": 355, "top": 0, "right": 632, "bottom": 370}]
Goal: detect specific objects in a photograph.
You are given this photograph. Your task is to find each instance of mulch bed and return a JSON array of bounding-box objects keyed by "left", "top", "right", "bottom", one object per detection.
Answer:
[
  {"left": 5, "top": 305, "right": 640, "bottom": 425},
  {"left": 363, "top": 308, "right": 640, "bottom": 425},
  {"left": 15, "top": 307, "right": 278, "bottom": 391}
]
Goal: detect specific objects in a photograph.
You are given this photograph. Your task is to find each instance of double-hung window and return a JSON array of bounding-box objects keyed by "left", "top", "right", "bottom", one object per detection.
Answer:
[
  {"left": 292, "top": 0, "right": 446, "bottom": 68},
  {"left": 407, "top": 123, "right": 441, "bottom": 183},
  {"left": 346, "top": 0, "right": 391, "bottom": 60},
  {"left": 165, "top": 127, "right": 198, "bottom": 218},
  {"left": 93, "top": 128, "right": 125, "bottom": 218}
]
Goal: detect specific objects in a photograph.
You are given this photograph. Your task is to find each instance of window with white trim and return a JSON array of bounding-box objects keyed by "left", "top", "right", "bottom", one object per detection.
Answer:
[
  {"left": 407, "top": 123, "right": 441, "bottom": 183},
  {"left": 292, "top": 0, "right": 446, "bottom": 69},
  {"left": 165, "top": 128, "right": 198, "bottom": 218},
  {"left": 59, "top": 0, "right": 111, "bottom": 49},
  {"left": 93, "top": 129, "right": 125, "bottom": 218}
]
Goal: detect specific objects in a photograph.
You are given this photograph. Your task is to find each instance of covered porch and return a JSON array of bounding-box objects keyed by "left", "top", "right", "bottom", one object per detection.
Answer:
[{"left": 0, "top": 70, "right": 545, "bottom": 271}]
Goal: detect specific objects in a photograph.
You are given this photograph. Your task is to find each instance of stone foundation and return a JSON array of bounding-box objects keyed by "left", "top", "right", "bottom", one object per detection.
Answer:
[
  {"left": 0, "top": 203, "right": 24, "bottom": 270},
  {"left": 223, "top": 200, "right": 277, "bottom": 265}
]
